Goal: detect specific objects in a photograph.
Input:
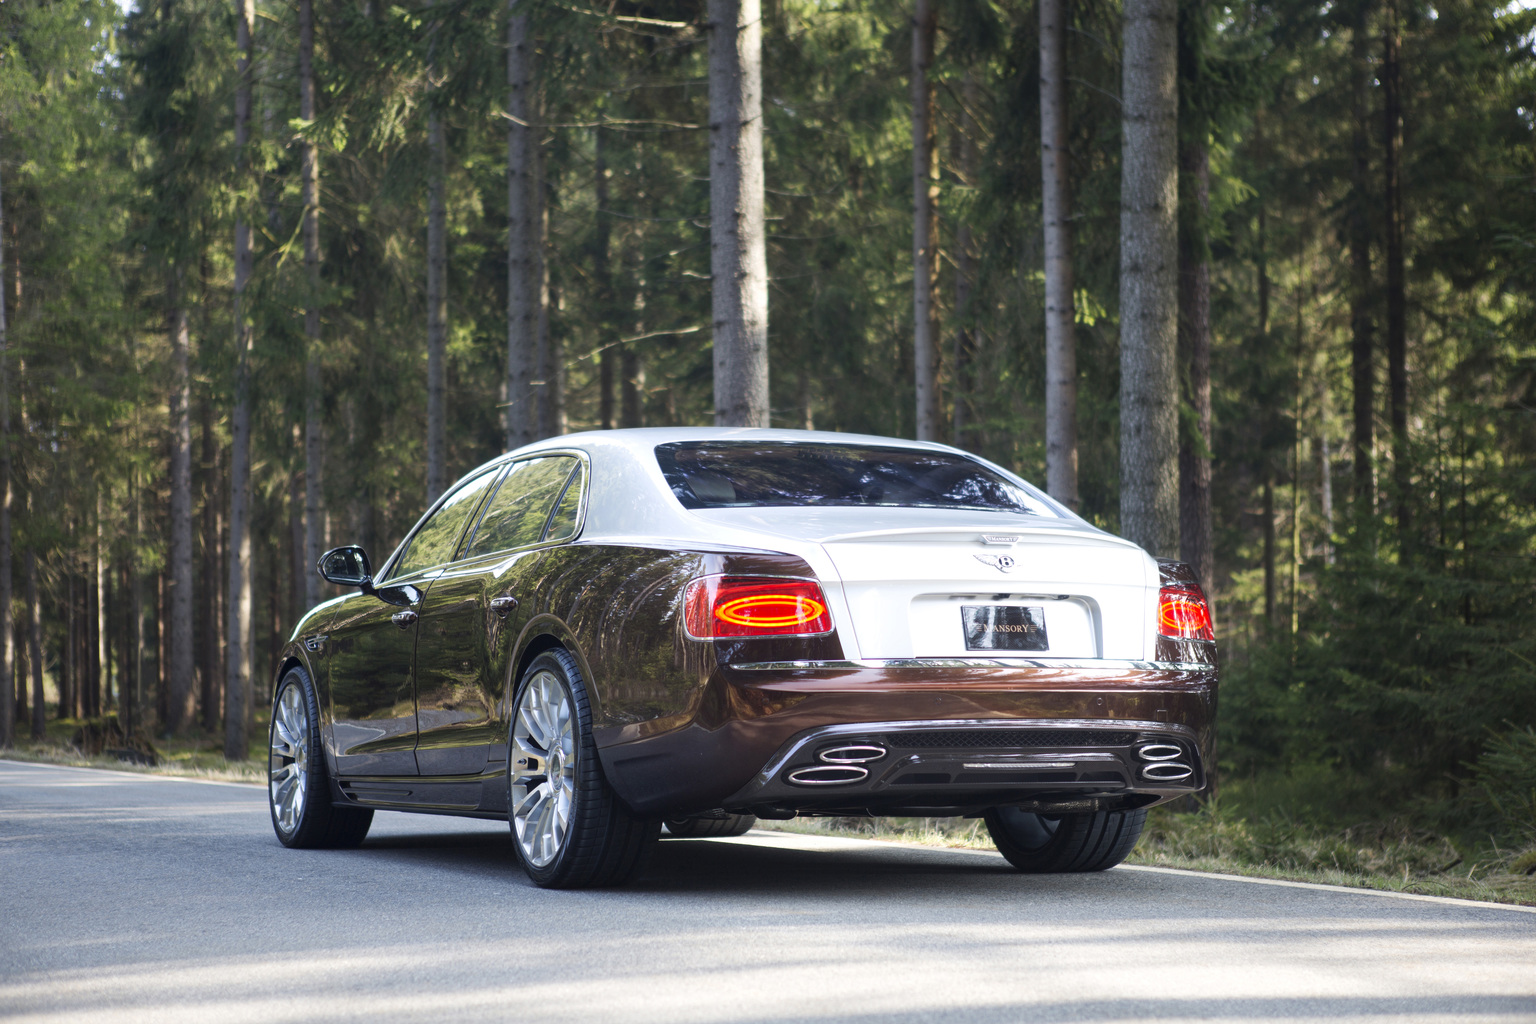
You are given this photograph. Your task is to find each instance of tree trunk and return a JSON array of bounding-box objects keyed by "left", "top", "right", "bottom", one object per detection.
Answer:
[
  {"left": 97, "top": 492, "right": 110, "bottom": 715},
  {"left": 1178, "top": 139, "right": 1213, "bottom": 597},
  {"left": 910, "top": 0, "right": 939, "bottom": 441},
  {"left": 1318, "top": 381, "right": 1335, "bottom": 565},
  {"left": 708, "top": 0, "right": 769, "bottom": 428},
  {"left": 426, "top": 107, "right": 447, "bottom": 499},
  {"left": 1382, "top": 0, "right": 1409, "bottom": 548},
  {"left": 226, "top": 0, "right": 256, "bottom": 761},
  {"left": 1118, "top": 0, "right": 1180, "bottom": 557},
  {"left": 0, "top": 139, "right": 12, "bottom": 748},
  {"left": 535, "top": 134, "right": 562, "bottom": 438},
  {"left": 1040, "top": 0, "right": 1078, "bottom": 504},
  {"left": 1349, "top": 0, "right": 1375, "bottom": 515},
  {"left": 26, "top": 550, "right": 41, "bottom": 739},
  {"left": 199, "top": 405, "right": 219, "bottom": 731},
  {"left": 506, "top": 7, "right": 538, "bottom": 449},
  {"left": 1262, "top": 471, "right": 1276, "bottom": 627},
  {"left": 593, "top": 125, "right": 616, "bottom": 431},
  {"left": 167, "top": 300, "right": 194, "bottom": 732},
  {"left": 300, "top": 0, "right": 324, "bottom": 610},
  {"left": 953, "top": 71, "right": 978, "bottom": 452},
  {"left": 622, "top": 284, "right": 645, "bottom": 428}
]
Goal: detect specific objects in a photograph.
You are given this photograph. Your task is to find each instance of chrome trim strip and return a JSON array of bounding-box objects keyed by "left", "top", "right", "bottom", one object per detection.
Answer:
[{"left": 727, "top": 658, "right": 1214, "bottom": 672}]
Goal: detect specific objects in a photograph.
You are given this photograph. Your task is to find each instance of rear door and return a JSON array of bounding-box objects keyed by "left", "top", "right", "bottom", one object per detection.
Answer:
[{"left": 412, "top": 456, "right": 581, "bottom": 776}]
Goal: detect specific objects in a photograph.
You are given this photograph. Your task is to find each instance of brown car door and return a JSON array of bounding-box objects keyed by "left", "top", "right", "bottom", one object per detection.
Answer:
[{"left": 412, "top": 456, "right": 581, "bottom": 776}]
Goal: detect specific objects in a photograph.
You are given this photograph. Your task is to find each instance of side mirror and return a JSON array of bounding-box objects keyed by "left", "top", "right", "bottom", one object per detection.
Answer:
[{"left": 317, "top": 545, "right": 373, "bottom": 590}]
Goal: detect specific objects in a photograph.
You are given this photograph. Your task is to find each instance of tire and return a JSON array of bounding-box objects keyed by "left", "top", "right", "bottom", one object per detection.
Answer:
[
  {"left": 508, "top": 649, "right": 659, "bottom": 888},
  {"left": 269, "top": 666, "right": 374, "bottom": 849},
  {"left": 663, "top": 813, "right": 757, "bottom": 838},
  {"left": 984, "top": 806, "right": 1146, "bottom": 873}
]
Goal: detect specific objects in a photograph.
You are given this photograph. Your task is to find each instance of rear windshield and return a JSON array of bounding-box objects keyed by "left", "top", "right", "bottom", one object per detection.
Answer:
[{"left": 655, "top": 441, "right": 1056, "bottom": 516}]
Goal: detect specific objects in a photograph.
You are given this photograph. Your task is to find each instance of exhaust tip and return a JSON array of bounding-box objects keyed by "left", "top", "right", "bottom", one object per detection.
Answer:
[
  {"left": 787, "top": 764, "right": 869, "bottom": 786},
  {"left": 1140, "top": 762, "right": 1193, "bottom": 782},
  {"left": 1137, "top": 744, "right": 1183, "bottom": 762},
  {"left": 818, "top": 744, "right": 887, "bottom": 764}
]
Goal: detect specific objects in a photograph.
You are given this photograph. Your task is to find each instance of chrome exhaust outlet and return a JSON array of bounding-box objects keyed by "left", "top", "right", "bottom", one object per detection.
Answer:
[
  {"left": 1138, "top": 744, "right": 1183, "bottom": 761},
  {"left": 1140, "top": 762, "right": 1193, "bottom": 782},
  {"left": 786, "top": 765, "right": 870, "bottom": 786},
  {"left": 818, "top": 744, "right": 888, "bottom": 764}
]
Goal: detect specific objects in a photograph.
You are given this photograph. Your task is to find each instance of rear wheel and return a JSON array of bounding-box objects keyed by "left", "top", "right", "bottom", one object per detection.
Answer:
[
  {"left": 984, "top": 806, "right": 1145, "bottom": 872},
  {"left": 663, "top": 813, "right": 757, "bottom": 838},
  {"left": 508, "top": 650, "right": 659, "bottom": 888},
  {"left": 269, "top": 666, "right": 373, "bottom": 849}
]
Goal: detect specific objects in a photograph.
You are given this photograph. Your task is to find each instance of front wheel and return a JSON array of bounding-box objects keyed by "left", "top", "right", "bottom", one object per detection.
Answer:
[
  {"left": 984, "top": 806, "right": 1145, "bottom": 872},
  {"left": 508, "top": 650, "right": 659, "bottom": 888},
  {"left": 269, "top": 666, "right": 373, "bottom": 849}
]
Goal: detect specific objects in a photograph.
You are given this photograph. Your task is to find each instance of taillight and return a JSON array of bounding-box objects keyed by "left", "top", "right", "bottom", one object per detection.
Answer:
[
  {"left": 683, "top": 575, "right": 833, "bottom": 639},
  {"left": 1158, "top": 584, "right": 1214, "bottom": 641}
]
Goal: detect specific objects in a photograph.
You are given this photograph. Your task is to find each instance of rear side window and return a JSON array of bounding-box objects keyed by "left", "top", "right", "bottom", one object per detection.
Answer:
[
  {"left": 655, "top": 442, "right": 1055, "bottom": 516},
  {"left": 464, "top": 456, "right": 578, "bottom": 557}
]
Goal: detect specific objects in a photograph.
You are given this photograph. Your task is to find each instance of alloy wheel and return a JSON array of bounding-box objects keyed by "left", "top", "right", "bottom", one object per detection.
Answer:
[
  {"left": 269, "top": 682, "right": 310, "bottom": 836},
  {"left": 510, "top": 669, "right": 577, "bottom": 868}
]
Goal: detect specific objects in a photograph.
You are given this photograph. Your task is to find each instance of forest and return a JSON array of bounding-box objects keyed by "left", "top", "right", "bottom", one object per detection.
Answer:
[{"left": 1, "top": 0, "right": 1533, "bottom": 858}]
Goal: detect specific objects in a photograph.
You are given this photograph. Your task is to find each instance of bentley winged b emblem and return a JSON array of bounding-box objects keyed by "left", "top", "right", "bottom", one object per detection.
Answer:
[{"left": 974, "top": 553, "right": 1016, "bottom": 573}]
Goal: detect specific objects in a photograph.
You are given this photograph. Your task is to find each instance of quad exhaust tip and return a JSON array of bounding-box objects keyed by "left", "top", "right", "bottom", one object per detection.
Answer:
[
  {"left": 818, "top": 744, "right": 887, "bottom": 764},
  {"left": 1140, "top": 762, "right": 1194, "bottom": 782},
  {"left": 787, "top": 765, "right": 870, "bottom": 786},
  {"left": 1138, "top": 744, "right": 1183, "bottom": 761}
]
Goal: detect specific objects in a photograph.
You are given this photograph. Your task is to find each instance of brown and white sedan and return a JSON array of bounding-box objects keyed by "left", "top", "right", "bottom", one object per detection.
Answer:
[{"left": 268, "top": 429, "right": 1216, "bottom": 888}]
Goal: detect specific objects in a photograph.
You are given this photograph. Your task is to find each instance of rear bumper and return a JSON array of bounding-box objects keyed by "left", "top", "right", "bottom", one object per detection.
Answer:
[{"left": 594, "top": 659, "right": 1216, "bottom": 818}]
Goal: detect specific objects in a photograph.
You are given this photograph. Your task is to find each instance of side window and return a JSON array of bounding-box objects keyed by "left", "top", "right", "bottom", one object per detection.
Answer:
[
  {"left": 392, "top": 469, "right": 500, "bottom": 578},
  {"left": 464, "top": 457, "right": 577, "bottom": 558},
  {"left": 545, "top": 461, "right": 585, "bottom": 543}
]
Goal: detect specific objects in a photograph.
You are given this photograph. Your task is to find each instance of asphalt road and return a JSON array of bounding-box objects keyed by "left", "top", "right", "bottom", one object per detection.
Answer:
[{"left": 1, "top": 760, "right": 1534, "bottom": 1024}]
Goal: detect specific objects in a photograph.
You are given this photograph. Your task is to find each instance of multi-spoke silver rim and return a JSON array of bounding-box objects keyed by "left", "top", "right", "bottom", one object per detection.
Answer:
[
  {"left": 269, "top": 682, "right": 310, "bottom": 836},
  {"left": 510, "top": 670, "right": 577, "bottom": 868}
]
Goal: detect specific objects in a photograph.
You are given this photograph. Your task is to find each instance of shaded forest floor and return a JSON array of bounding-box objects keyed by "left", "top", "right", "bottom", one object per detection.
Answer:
[
  {"left": 5, "top": 724, "right": 1533, "bottom": 906},
  {"left": 2, "top": 713, "right": 268, "bottom": 784}
]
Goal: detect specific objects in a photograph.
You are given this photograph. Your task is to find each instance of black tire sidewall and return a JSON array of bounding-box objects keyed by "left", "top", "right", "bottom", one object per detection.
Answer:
[
  {"left": 269, "top": 666, "right": 328, "bottom": 848},
  {"left": 508, "top": 650, "right": 600, "bottom": 886}
]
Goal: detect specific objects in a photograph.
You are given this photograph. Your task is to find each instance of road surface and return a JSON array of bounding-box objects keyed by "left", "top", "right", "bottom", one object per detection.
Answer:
[{"left": 1, "top": 759, "right": 1533, "bottom": 1023}]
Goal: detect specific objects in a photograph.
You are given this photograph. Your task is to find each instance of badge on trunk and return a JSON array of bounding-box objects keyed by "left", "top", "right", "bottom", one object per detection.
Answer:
[{"left": 962, "top": 605, "right": 1048, "bottom": 651}]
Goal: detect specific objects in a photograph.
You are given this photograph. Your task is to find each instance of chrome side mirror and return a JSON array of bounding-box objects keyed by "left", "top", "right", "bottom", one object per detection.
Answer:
[{"left": 317, "top": 545, "right": 373, "bottom": 589}]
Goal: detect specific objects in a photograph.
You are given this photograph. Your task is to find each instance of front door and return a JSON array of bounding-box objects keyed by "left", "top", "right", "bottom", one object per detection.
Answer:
[{"left": 328, "top": 585, "right": 426, "bottom": 776}]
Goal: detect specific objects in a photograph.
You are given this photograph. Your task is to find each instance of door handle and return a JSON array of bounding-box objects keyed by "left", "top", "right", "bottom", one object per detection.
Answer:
[
  {"left": 391, "top": 610, "right": 418, "bottom": 629},
  {"left": 490, "top": 596, "right": 519, "bottom": 618}
]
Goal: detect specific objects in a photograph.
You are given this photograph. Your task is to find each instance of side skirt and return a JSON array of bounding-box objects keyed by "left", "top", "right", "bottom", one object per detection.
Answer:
[{"left": 334, "top": 766, "right": 509, "bottom": 819}]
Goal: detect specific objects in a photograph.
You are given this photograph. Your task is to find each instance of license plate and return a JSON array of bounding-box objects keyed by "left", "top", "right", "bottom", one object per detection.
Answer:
[{"left": 962, "top": 605, "right": 1048, "bottom": 652}]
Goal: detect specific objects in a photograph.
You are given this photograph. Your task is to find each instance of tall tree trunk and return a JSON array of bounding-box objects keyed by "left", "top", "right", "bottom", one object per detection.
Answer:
[
  {"left": 910, "top": 0, "right": 939, "bottom": 441},
  {"left": 1178, "top": 139, "right": 1213, "bottom": 597},
  {"left": 0, "top": 139, "right": 12, "bottom": 748},
  {"left": 97, "top": 492, "right": 109, "bottom": 714},
  {"left": 1119, "top": 0, "right": 1181, "bottom": 557},
  {"left": 1382, "top": 0, "right": 1409, "bottom": 548},
  {"left": 506, "top": 6, "right": 538, "bottom": 449},
  {"left": 167, "top": 300, "right": 194, "bottom": 732},
  {"left": 26, "top": 550, "right": 41, "bottom": 739},
  {"left": 622, "top": 284, "right": 645, "bottom": 428},
  {"left": 534, "top": 135, "right": 562, "bottom": 438},
  {"left": 1041, "top": 0, "right": 1078, "bottom": 504},
  {"left": 1262, "top": 471, "right": 1276, "bottom": 627},
  {"left": 952, "top": 71, "right": 978, "bottom": 451},
  {"left": 593, "top": 125, "right": 616, "bottom": 431},
  {"left": 708, "top": 0, "right": 769, "bottom": 428},
  {"left": 299, "top": 0, "right": 324, "bottom": 609},
  {"left": 198, "top": 405, "right": 219, "bottom": 731},
  {"left": 226, "top": 0, "right": 256, "bottom": 761},
  {"left": 1349, "top": 0, "right": 1375, "bottom": 515},
  {"left": 1318, "top": 381, "right": 1335, "bottom": 565},
  {"left": 426, "top": 104, "right": 447, "bottom": 498}
]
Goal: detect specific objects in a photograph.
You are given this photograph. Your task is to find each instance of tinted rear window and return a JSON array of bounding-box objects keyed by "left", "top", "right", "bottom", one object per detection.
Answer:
[{"left": 655, "top": 442, "right": 1055, "bottom": 516}]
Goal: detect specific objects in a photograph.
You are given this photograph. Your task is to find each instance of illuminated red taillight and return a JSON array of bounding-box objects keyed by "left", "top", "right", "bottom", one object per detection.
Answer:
[
  {"left": 683, "top": 575, "right": 833, "bottom": 639},
  {"left": 1158, "top": 584, "right": 1214, "bottom": 641}
]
